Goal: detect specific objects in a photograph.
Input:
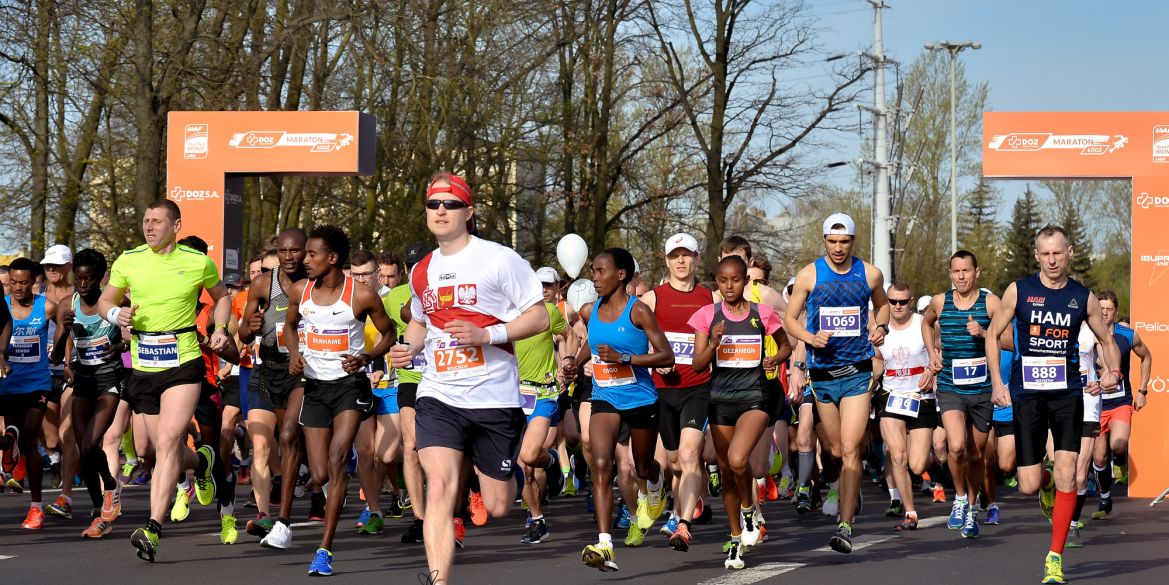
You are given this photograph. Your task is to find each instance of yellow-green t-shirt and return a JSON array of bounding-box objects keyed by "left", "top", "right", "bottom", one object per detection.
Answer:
[
  {"left": 515, "top": 302, "right": 567, "bottom": 394},
  {"left": 384, "top": 283, "right": 421, "bottom": 384},
  {"left": 109, "top": 244, "right": 221, "bottom": 372}
]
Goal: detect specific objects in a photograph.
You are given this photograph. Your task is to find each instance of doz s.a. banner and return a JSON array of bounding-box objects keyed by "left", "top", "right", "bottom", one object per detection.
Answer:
[
  {"left": 984, "top": 112, "right": 1168, "bottom": 498},
  {"left": 166, "top": 111, "right": 376, "bottom": 280}
]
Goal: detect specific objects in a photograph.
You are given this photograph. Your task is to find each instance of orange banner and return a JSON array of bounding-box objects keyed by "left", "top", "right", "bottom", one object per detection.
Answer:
[
  {"left": 166, "top": 111, "right": 375, "bottom": 280},
  {"left": 984, "top": 112, "right": 1168, "bottom": 497}
]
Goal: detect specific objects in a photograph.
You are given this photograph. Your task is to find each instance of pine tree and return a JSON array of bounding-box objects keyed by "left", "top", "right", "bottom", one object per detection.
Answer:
[
  {"left": 1059, "top": 201, "right": 1095, "bottom": 289},
  {"left": 999, "top": 185, "right": 1040, "bottom": 291}
]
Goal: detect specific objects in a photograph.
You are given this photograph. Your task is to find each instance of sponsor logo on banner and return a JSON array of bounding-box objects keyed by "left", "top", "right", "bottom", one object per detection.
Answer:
[
  {"left": 225, "top": 190, "right": 243, "bottom": 205},
  {"left": 1136, "top": 192, "right": 1169, "bottom": 209},
  {"left": 1134, "top": 321, "right": 1169, "bottom": 334},
  {"left": 1138, "top": 249, "right": 1169, "bottom": 285},
  {"left": 184, "top": 124, "right": 208, "bottom": 159},
  {"left": 169, "top": 185, "right": 220, "bottom": 202},
  {"left": 987, "top": 133, "right": 1128, "bottom": 155},
  {"left": 1154, "top": 126, "right": 1169, "bottom": 163},
  {"left": 228, "top": 131, "right": 354, "bottom": 153}
]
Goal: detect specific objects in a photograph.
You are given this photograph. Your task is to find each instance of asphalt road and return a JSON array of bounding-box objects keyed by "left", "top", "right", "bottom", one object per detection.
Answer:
[{"left": 0, "top": 477, "right": 1165, "bottom": 585}]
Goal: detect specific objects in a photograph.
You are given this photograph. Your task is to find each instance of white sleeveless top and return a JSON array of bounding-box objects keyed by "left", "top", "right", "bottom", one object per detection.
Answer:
[
  {"left": 299, "top": 277, "right": 365, "bottom": 381},
  {"left": 880, "top": 314, "right": 933, "bottom": 397}
]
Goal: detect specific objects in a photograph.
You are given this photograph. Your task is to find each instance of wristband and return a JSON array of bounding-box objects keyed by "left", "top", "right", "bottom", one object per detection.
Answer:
[
  {"left": 488, "top": 324, "right": 509, "bottom": 345},
  {"left": 106, "top": 307, "right": 122, "bottom": 324},
  {"left": 1111, "top": 369, "right": 1124, "bottom": 379},
  {"left": 215, "top": 322, "right": 227, "bottom": 329}
]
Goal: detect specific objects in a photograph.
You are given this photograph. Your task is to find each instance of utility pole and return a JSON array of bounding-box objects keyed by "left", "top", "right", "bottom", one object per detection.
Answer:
[
  {"left": 925, "top": 40, "right": 980, "bottom": 255},
  {"left": 868, "top": 0, "right": 892, "bottom": 280}
]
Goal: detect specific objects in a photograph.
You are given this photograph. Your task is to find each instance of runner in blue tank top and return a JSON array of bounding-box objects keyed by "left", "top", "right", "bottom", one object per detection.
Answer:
[
  {"left": 921, "top": 250, "right": 1002, "bottom": 538},
  {"left": 570, "top": 247, "right": 673, "bottom": 573},
  {"left": 1091, "top": 290, "right": 1153, "bottom": 520},
  {"left": 784, "top": 213, "right": 889, "bottom": 555},
  {"left": 985, "top": 225, "right": 1121, "bottom": 585},
  {"left": 0, "top": 257, "right": 59, "bottom": 529}
]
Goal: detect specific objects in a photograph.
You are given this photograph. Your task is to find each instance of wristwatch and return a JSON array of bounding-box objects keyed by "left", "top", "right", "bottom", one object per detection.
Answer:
[
  {"left": 1139, "top": 388, "right": 1149, "bottom": 395},
  {"left": 792, "top": 360, "right": 807, "bottom": 371},
  {"left": 876, "top": 323, "right": 890, "bottom": 334},
  {"left": 620, "top": 353, "right": 632, "bottom": 366}
]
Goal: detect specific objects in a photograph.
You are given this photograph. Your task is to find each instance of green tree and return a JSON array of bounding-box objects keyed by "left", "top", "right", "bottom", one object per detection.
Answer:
[
  {"left": 959, "top": 180, "right": 1002, "bottom": 290},
  {"left": 1058, "top": 202, "right": 1094, "bottom": 289},
  {"left": 999, "top": 185, "right": 1040, "bottom": 291}
]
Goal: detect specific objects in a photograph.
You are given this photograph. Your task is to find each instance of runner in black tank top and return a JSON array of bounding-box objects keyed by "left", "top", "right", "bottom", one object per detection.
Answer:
[{"left": 984, "top": 225, "right": 1122, "bottom": 585}]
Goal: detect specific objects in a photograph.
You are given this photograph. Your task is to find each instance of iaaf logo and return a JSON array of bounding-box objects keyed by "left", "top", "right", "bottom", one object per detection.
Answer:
[
  {"left": 1154, "top": 125, "right": 1169, "bottom": 163},
  {"left": 183, "top": 124, "right": 208, "bottom": 160},
  {"left": 228, "top": 131, "right": 353, "bottom": 153},
  {"left": 1136, "top": 192, "right": 1169, "bottom": 208},
  {"left": 987, "top": 133, "right": 1128, "bottom": 155},
  {"left": 169, "top": 186, "right": 220, "bottom": 202}
]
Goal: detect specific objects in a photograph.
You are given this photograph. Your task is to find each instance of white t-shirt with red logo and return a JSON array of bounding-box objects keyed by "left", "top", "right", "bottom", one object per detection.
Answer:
[{"left": 410, "top": 236, "right": 544, "bottom": 409}]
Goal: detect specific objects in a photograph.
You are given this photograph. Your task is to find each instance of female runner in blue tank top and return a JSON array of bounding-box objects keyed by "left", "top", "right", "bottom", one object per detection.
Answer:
[
  {"left": 50, "top": 249, "right": 128, "bottom": 536},
  {"left": 690, "top": 256, "right": 789, "bottom": 569},
  {"left": 572, "top": 248, "right": 673, "bottom": 573}
]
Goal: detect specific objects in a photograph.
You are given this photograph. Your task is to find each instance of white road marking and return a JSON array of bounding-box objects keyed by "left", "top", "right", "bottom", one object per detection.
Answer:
[
  {"left": 698, "top": 562, "right": 806, "bottom": 585},
  {"left": 813, "top": 516, "right": 947, "bottom": 552},
  {"left": 205, "top": 520, "right": 320, "bottom": 536},
  {"left": 0, "top": 555, "right": 14, "bottom": 560}
]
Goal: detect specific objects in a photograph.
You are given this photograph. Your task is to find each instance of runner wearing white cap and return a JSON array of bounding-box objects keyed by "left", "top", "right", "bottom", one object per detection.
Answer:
[
  {"left": 784, "top": 213, "right": 889, "bottom": 554},
  {"left": 40, "top": 245, "right": 76, "bottom": 516}
]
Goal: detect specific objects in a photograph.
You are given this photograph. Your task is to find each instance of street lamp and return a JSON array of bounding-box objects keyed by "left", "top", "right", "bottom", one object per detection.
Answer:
[{"left": 924, "top": 40, "right": 980, "bottom": 255}]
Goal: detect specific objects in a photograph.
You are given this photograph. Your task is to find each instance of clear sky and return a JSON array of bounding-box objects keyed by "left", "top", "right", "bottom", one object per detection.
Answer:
[{"left": 811, "top": 0, "right": 1169, "bottom": 212}]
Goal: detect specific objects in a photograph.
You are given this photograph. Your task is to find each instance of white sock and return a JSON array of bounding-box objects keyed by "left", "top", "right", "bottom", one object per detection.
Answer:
[
  {"left": 889, "top": 488, "right": 900, "bottom": 501},
  {"left": 599, "top": 532, "right": 612, "bottom": 545},
  {"left": 221, "top": 503, "right": 234, "bottom": 516},
  {"left": 31, "top": 501, "right": 42, "bottom": 510},
  {"left": 648, "top": 471, "right": 663, "bottom": 492},
  {"left": 177, "top": 480, "right": 191, "bottom": 491}
]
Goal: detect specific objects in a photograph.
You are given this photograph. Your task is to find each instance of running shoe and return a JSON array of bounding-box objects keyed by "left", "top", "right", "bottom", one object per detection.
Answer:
[
  {"left": 194, "top": 445, "right": 217, "bottom": 506},
  {"left": 561, "top": 472, "right": 576, "bottom": 496},
  {"left": 453, "top": 517, "right": 465, "bottom": 549},
  {"left": 308, "top": 492, "right": 326, "bottom": 521},
  {"left": 46, "top": 495, "right": 73, "bottom": 519},
  {"left": 708, "top": 469, "right": 722, "bottom": 497},
  {"left": 1092, "top": 496, "right": 1112, "bottom": 520},
  {"left": 102, "top": 486, "right": 121, "bottom": 522},
  {"left": 828, "top": 522, "right": 853, "bottom": 554},
  {"left": 261, "top": 520, "right": 292, "bottom": 549},
  {"left": 131, "top": 526, "right": 159, "bottom": 561},
  {"left": 387, "top": 495, "right": 404, "bottom": 518},
  {"left": 308, "top": 548, "right": 333, "bottom": 576},
  {"left": 1043, "top": 552, "right": 1065, "bottom": 584},
  {"left": 399, "top": 491, "right": 411, "bottom": 510},
  {"left": 582, "top": 541, "right": 618, "bottom": 572},
  {"left": 118, "top": 462, "right": 136, "bottom": 485},
  {"left": 660, "top": 514, "right": 678, "bottom": 537},
  {"left": 5, "top": 476, "right": 22, "bottom": 493},
  {"left": 616, "top": 501, "right": 631, "bottom": 529},
  {"left": 624, "top": 520, "right": 645, "bottom": 547},
  {"left": 779, "top": 475, "right": 795, "bottom": 499},
  {"left": 246, "top": 514, "right": 273, "bottom": 537},
  {"left": 636, "top": 495, "right": 657, "bottom": 531},
  {"left": 885, "top": 500, "right": 904, "bottom": 518},
  {"left": 1040, "top": 463, "right": 1056, "bottom": 521},
  {"left": 220, "top": 514, "right": 238, "bottom": 544},
  {"left": 357, "top": 513, "right": 384, "bottom": 535},
  {"left": 948, "top": 499, "right": 967, "bottom": 530},
  {"left": 764, "top": 475, "right": 779, "bottom": 501},
  {"left": 986, "top": 505, "right": 1001, "bottom": 525},
  {"left": 668, "top": 522, "right": 691, "bottom": 551},
  {"left": 1006, "top": 474, "right": 1018, "bottom": 489},
  {"left": 822, "top": 487, "right": 840, "bottom": 517},
  {"left": 1114, "top": 463, "right": 1127, "bottom": 485},
  {"left": 1065, "top": 525, "right": 1083, "bottom": 548},
  {"left": 171, "top": 485, "right": 193, "bottom": 522},
  {"left": 401, "top": 520, "right": 424, "bottom": 544},
  {"left": 1, "top": 426, "right": 20, "bottom": 474},
  {"left": 960, "top": 505, "right": 979, "bottom": 539},
  {"left": 796, "top": 485, "right": 812, "bottom": 515},
  {"left": 522, "top": 517, "right": 549, "bottom": 544},
  {"left": 724, "top": 540, "right": 745, "bottom": 570},
  {"left": 645, "top": 483, "right": 666, "bottom": 529},
  {"left": 239, "top": 465, "right": 251, "bottom": 485},
  {"left": 355, "top": 506, "right": 371, "bottom": 529},
  {"left": 894, "top": 515, "right": 918, "bottom": 531},
  {"left": 82, "top": 515, "right": 113, "bottom": 539},
  {"left": 740, "top": 508, "right": 760, "bottom": 547},
  {"left": 21, "top": 506, "right": 44, "bottom": 529},
  {"left": 469, "top": 490, "right": 488, "bottom": 526},
  {"left": 932, "top": 483, "right": 946, "bottom": 503}
]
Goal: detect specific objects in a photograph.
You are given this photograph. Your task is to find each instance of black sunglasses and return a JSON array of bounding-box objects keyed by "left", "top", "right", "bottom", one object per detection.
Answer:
[
  {"left": 888, "top": 298, "right": 912, "bottom": 306},
  {"left": 425, "top": 199, "right": 469, "bottom": 211}
]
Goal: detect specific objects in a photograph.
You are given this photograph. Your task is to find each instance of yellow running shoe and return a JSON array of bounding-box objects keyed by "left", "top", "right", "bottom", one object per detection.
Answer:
[
  {"left": 1042, "top": 552, "right": 1065, "bottom": 584},
  {"left": 624, "top": 521, "right": 645, "bottom": 547},
  {"left": 220, "top": 514, "right": 238, "bottom": 544},
  {"left": 582, "top": 541, "right": 618, "bottom": 572},
  {"left": 170, "top": 486, "right": 191, "bottom": 522}
]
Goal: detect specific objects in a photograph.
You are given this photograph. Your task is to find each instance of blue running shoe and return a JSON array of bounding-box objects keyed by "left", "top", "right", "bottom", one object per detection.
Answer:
[
  {"left": 948, "top": 499, "right": 966, "bottom": 530},
  {"left": 309, "top": 548, "right": 333, "bottom": 576},
  {"left": 355, "top": 506, "right": 371, "bottom": 529},
  {"left": 660, "top": 514, "right": 678, "bottom": 537},
  {"left": 985, "top": 505, "right": 1001, "bottom": 525},
  {"left": 960, "top": 506, "right": 980, "bottom": 538},
  {"left": 616, "top": 502, "right": 631, "bottom": 529}
]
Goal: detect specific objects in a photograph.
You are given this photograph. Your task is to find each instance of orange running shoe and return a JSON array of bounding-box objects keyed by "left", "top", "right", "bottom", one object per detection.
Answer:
[
  {"left": 668, "top": 521, "right": 691, "bottom": 551},
  {"left": 693, "top": 498, "right": 704, "bottom": 520},
  {"left": 453, "top": 517, "right": 466, "bottom": 548},
  {"left": 469, "top": 490, "right": 487, "bottom": 527},
  {"left": 13, "top": 457, "right": 27, "bottom": 482},
  {"left": 101, "top": 488, "right": 121, "bottom": 522},
  {"left": 932, "top": 484, "right": 946, "bottom": 503},
  {"left": 765, "top": 475, "right": 779, "bottom": 501},
  {"left": 82, "top": 516, "right": 113, "bottom": 539},
  {"left": 21, "top": 506, "right": 44, "bottom": 529}
]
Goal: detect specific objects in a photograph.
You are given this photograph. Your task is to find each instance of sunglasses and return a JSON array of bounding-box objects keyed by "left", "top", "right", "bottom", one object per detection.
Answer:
[
  {"left": 888, "top": 298, "right": 912, "bottom": 306},
  {"left": 425, "top": 199, "right": 469, "bottom": 211}
]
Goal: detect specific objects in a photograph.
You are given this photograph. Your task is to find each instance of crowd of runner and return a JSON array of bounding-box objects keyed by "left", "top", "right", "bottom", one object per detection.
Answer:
[{"left": 0, "top": 172, "right": 1154, "bottom": 585}]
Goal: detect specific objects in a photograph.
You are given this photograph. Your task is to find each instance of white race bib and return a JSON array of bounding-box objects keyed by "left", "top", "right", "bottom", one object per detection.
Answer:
[
  {"left": 76, "top": 336, "right": 112, "bottom": 366},
  {"left": 665, "top": 332, "right": 696, "bottom": 365},
  {"left": 952, "top": 357, "right": 988, "bottom": 385},
  {"left": 885, "top": 393, "right": 921, "bottom": 418},
  {"left": 9, "top": 335, "right": 41, "bottom": 364},
  {"left": 1021, "top": 356, "right": 1068, "bottom": 391},
  {"left": 818, "top": 306, "right": 862, "bottom": 337},
  {"left": 136, "top": 334, "right": 180, "bottom": 368}
]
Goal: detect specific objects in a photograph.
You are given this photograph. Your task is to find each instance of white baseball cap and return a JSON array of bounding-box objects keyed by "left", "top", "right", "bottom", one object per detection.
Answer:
[
  {"left": 916, "top": 295, "right": 931, "bottom": 313},
  {"left": 41, "top": 244, "right": 72, "bottom": 265},
  {"left": 665, "top": 233, "right": 699, "bottom": 255},
  {"left": 634, "top": 259, "right": 641, "bottom": 274},
  {"left": 535, "top": 266, "right": 559, "bottom": 284},
  {"left": 822, "top": 213, "right": 856, "bottom": 236}
]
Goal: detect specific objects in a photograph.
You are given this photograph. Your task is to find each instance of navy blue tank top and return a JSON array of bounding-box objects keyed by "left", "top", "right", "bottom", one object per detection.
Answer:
[
  {"left": 1009, "top": 275, "right": 1090, "bottom": 398},
  {"left": 805, "top": 257, "right": 873, "bottom": 369},
  {"left": 1101, "top": 325, "right": 1134, "bottom": 408}
]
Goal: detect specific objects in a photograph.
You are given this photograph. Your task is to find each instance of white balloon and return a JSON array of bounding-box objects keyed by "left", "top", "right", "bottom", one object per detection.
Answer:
[
  {"left": 556, "top": 233, "right": 589, "bottom": 279},
  {"left": 566, "top": 279, "right": 599, "bottom": 312}
]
